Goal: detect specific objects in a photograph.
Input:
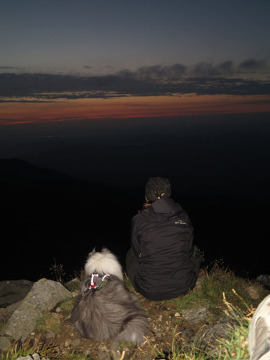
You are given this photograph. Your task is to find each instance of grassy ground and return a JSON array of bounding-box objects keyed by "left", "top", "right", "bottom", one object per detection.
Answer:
[{"left": 0, "top": 262, "right": 268, "bottom": 360}]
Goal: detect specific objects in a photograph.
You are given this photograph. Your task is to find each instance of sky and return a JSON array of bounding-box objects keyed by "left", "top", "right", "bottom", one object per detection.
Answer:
[
  {"left": 1, "top": 1, "right": 270, "bottom": 278},
  {"left": 0, "top": 0, "right": 270, "bottom": 126}
]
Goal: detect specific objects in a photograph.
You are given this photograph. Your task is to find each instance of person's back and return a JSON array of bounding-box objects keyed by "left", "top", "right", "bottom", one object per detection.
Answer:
[{"left": 126, "top": 177, "right": 199, "bottom": 301}]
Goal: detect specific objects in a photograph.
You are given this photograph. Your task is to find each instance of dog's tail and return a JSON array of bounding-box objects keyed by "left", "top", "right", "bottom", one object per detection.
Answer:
[{"left": 115, "top": 313, "right": 149, "bottom": 345}]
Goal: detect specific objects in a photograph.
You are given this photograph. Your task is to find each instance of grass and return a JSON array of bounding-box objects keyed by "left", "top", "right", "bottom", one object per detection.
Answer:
[
  {"left": 142, "top": 290, "right": 254, "bottom": 360},
  {"left": 49, "top": 259, "right": 67, "bottom": 284},
  {"left": 35, "top": 312, "right": 62, "bottom": 333},
  {"left": 35, "top": 298, "right": 74, "bottom": 333},
  {"left": 167, "top": 261, "right": 262, "bottom": 315},
  {"left": 215, "top": 291, "right": 252, "bottom": 360},
  {"left": 0, "top": 338, "right": 94, "bottom": 360},
  {"left": 124, "top": 261, "right": 266, "bottom": 359},
  {"left": 58, "top": 297, "right": 75, "bottom": 312},
  {"left": 218, "top": 321, "right": 250, "bottom": 359},
  {"left": 1, "top": 261, "right": 268, "bottom": 359},
  {"left": 0, "top": 338, "right": 63, "bottom": 360}
]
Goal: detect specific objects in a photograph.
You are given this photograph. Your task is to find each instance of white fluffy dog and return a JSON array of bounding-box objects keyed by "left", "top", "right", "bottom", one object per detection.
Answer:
[
  {"left": 84, "top": 248, "right": 124, "bottom": 281},
  {"left": 71, "top": 248, "right": 149, "bottom": 344}
]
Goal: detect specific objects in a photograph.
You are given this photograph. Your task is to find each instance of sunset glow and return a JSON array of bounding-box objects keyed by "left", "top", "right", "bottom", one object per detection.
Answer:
[{"left": 1, "top": 94, "right": 270, "bottom": 125}]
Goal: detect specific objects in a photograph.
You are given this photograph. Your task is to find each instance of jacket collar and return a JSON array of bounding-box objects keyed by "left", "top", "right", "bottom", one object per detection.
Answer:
[{"left": 150, "top": 198, "right": 182, "bottom": 214}]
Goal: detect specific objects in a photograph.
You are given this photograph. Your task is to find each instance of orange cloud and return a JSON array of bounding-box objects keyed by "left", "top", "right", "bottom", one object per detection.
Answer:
[{"left": 0, "top": 94, "right": 270, "bottom": 125}]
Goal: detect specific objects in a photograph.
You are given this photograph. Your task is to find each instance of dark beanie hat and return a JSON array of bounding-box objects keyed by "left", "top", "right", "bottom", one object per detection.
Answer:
[{"left": 145, "top": 177, "right": 171, "bottom": 202}]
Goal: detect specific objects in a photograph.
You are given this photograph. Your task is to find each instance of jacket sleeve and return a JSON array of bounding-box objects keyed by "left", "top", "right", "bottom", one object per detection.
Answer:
[
  {"left": 131, "top": 215, "right": 141, "bottom": 259},
  {"left": 180, "top": 209, "right": 194, "bottom": 258},
  {"left": 187, "top": 217, "right": 194, "bottom": 258}
]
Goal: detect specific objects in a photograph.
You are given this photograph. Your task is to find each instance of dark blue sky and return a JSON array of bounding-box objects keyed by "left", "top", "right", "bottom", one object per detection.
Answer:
[
  {"left": 1, "top": 0, "right": 270, "bottom": 74},
  {"left": 1, "top": 0, "right": 269, "bottom": 124}
]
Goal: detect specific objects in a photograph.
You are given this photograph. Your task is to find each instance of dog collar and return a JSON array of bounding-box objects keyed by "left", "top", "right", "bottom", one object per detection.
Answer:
[{"left": 89, "top": 273, "right": 111, "bottom": 290}]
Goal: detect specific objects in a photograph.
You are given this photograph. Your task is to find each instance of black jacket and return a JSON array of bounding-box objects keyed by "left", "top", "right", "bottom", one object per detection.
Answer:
[{"left": 131, "top": 198, "right": 197, "bottom": 301}]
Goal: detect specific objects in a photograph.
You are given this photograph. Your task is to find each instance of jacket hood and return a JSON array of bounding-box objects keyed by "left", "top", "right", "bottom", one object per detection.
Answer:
[{"left": 150, "top": 198, "right": 182, "bottom": 215}]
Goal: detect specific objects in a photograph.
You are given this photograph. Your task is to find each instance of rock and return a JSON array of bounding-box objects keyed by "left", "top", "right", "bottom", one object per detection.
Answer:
[
  {"left": 0, "top": 280, "right": 34, "bottom": 307},
  {"left": 0, "top": 336, "right": 11, "bottom": 351},
  {"left": 71, "top": 338, "right": 80, "bottom": 346},
  {"left": 0, "top": 300, "right": 22, "bottom": 323},
  {"left": 65, "top": 339, "right": 72, "bottom": 347},
  {"left": 111, "top": 341, "right": 122, "bottom": 360},
  {"left": 246, "top": 285, "right": 260, "bottom": 299},
  {"left": 98, "top": 345, "right": 110, "bottom": 360},
  {"left": 196, "top": 274, "right": 206, "bottom": 288},
  {"left": 2, "top": 278, "right": 72, "bottom": 342},
  {"left": 256, "top": 274, "right": 270, "bottom": 289},
  {"left": 65, "top": 278, "right": 81, "bottom": 292},
  {"left": 182, "top": 305, "right": 209, "bottom": 324},
  {"left": 16, "top": 354, "right": 40, "bottom": 360},
  {"left": 45, "top": 331, "right": 55, "bottom": 339},
  {"left": 196, "top": 321, "right": 230, "bottom": 353}
]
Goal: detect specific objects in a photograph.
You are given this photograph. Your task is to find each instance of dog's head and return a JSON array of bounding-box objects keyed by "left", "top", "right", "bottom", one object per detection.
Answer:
[{"left": 84, "top": 247, "right": 124, "bottom": 281}]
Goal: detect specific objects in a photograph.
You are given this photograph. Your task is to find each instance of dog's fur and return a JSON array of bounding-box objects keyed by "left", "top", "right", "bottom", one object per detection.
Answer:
[
  {"left": 84, "top": 248, "right": 124, "bottom": 281},
  {"left": 71, "top": 248, "right": 149, "bottom": 344}
]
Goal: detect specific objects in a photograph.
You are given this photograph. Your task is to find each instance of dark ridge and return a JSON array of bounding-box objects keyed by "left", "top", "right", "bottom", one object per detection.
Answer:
[{"left": 0, "top": 158, "right": 269, "bottom": 281}]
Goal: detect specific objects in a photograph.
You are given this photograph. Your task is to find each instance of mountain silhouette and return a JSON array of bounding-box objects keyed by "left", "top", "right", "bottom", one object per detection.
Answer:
[
  {"left": 0, "top": 158, "right": 136, "bottom": 281},
  {"left": 0, "top": 158, "right": 269, "bottom": 281}
]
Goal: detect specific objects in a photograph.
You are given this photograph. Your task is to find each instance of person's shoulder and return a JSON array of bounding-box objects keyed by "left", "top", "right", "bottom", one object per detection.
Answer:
[
  {"left": 132, "top": 210, "right": 143, "bottom": 221},
  {"left": 132, "top": 207, "right": 151, "bottom": 220}
]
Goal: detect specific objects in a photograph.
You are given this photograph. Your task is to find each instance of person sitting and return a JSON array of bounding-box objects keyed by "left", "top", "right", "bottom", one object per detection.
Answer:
[
  {"left": 248, "top": 294, "right": 270, "bottom": 360},
  {"left": 126, "top": 177, "right": 201, "bottom": 301}
]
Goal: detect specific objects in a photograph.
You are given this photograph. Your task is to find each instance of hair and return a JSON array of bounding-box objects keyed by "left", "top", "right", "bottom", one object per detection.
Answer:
[
  {"left": 145, "top": 177, "right": 171, "bottom": 202},
  {"left": 71, "top": 248, "right": 148, "bottom": 344},
  {"left": 84, "top": 247, "right": 123, "bottom": 281}
]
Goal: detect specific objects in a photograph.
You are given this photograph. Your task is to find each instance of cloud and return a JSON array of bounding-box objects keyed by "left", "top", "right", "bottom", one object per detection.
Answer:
[
  {"left": 237, "top": 59, "right": 267, "bottom": 72},
  {"left": 0, "top": 66, "right": 25, "bottom": 71},
  {"left": 189, "top": 62, "right": 219, "bottom": 77},
  {"left": 134, "top": 64, "right": 187, "bottom": 81},
  {"left": 189, "top": 61, "right": 236, "bottom": 77},
  {"left": 215, "top": 61, "right": 234, "bottom": 74},
  {"left": 0, "top": 59, "right": 269, "bottom": 101}
]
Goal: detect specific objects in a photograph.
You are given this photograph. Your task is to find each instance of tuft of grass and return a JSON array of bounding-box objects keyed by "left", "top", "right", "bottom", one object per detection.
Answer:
[
  {"left": 144, "top": 289, "right": 254, "bottom": 360},
  {"left": 145, "top": 328, "right": 214, "bottom": 360},
  {"left": 49, "top": 259, "right": 66, "bottom": 284},
  {"left": 123, "top": 272, "right": 135, "bottom": 292},
  {"left": 0, "top": 338, "right": 62, "bottom": 360},
  {"left": 58, "top": 297, "right": 75, "bottom": 312},
  {"left": 200, "top": 265, "right": 252, "bottom": 308},
  {"left": 168, "top": 261, "right": 267, "bottom": 315},
  {"left": 0, "top": 338, "right": 93, "bottom": 360},
  {"left": 62, "top": 351, "right": 95, "bottom": 360},
  {"left": 35, "top": 312, "right": 62, "bottom": 333},
  {"left": 217, "top": 322, "right": 250, "bottom": 360},
  {"left": 215, "top": 290, "right": 254, "bottom": 360}
]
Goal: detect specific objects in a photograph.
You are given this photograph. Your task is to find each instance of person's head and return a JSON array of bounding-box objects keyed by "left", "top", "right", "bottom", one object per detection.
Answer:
[{"left": 145, "top": 177, "right": 171, "bottom": 203}]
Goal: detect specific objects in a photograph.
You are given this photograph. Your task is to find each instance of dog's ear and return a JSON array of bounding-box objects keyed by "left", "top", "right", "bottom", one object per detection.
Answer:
[{"left": 88, "top": 248, "right": 96, "bottom": 257}]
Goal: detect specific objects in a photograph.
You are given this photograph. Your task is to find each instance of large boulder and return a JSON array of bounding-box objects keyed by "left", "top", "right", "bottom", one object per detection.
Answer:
[
  {"left": 0, "top": 280, "right": 34, "bottom": 307},
  {"left": 1, "top": 278, "right": 72, "bottom": 342}
]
